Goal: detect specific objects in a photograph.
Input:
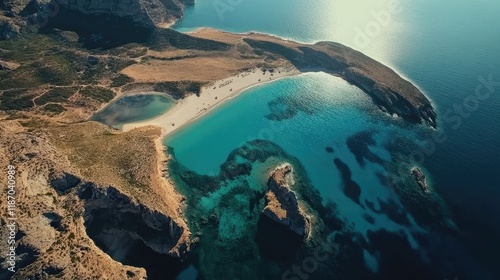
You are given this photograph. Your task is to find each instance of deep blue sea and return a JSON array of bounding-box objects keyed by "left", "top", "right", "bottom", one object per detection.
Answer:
[{"left": 167, "top": 0, "right": 500, "bottom": 279}]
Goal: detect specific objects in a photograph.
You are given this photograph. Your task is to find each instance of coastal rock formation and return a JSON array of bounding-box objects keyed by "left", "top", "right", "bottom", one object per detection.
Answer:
[
  {"left": 262, "top": 164, "right": 310, "bottom": 238},
  {"left": 0, "top": 121, "right": 191, "bottom": 279},
  {"left": 411, "top": 167, "right": 430, "bottom": 193},
  {"left": 343, "top": 67, "right": 437, "bottom": 128}
]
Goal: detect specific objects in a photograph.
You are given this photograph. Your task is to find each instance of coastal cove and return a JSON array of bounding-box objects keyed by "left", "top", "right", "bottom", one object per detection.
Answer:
[
  {"left": 122, "top": 67, "right": 300, "bottom": 135},
  {"left": 92, "top": 0, "right": 500, "bottom": 276},
  {"left": 168, "top": 0, "right": 500, "bottom": 278},
  {"left": 0, "top": 0, "right": 498, "bottom": 279}
]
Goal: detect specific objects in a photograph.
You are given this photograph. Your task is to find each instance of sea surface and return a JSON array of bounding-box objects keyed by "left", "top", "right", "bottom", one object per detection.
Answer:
[{"left": 170, "top": 0, "right": 500, "bottom": 279}]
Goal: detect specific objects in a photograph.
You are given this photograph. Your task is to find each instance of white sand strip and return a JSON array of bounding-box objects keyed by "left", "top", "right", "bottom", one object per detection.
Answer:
[{"left": 121, "top": 67, "right": 301, "bottom": 136}]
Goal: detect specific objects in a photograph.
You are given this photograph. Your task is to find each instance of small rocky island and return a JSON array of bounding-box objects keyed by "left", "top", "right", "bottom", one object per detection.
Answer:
[
  {"left": 262, "top": 164, "right": 311, "bottom": 238},
  {"left": 412, "top": 167, "right": 430, "bottom": 193}
]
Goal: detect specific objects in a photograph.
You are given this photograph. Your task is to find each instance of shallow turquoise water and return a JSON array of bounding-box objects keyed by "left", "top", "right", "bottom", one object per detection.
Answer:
[
  {"left": 91, "top": 93, "right": 175, "bottom": 129},
  {"left": 171, "top": 0, "right": 500, "bottom": 278},
  {"left": 166, "top": 72, "right": 423, "bottom": 248}
]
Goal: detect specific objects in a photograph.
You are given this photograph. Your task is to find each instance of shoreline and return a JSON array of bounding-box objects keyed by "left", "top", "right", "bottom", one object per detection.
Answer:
[{"left": 121, "top": 66, "right": 301, "bottom": 137}]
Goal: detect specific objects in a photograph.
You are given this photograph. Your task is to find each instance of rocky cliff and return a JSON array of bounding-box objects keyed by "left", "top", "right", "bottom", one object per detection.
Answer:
[{"left": 79, "top": 183, "right": 186, "bottom": 258}]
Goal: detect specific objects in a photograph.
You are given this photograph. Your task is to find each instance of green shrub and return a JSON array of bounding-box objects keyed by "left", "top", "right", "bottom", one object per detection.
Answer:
[
  {"left": 111, "top": 74, "right": 133, "bottom": 87},
  {"left": 36, "top": 87, "right": 79, "bottom": 105},
  {"left": 80, "top": 86, "right": 115, "bottom": 102},
  {"left": 42, "top": 104, "right": 66, "bottom": 114},
  {"left": 0, "top": 89, "right": 35, "bottom": 110}
]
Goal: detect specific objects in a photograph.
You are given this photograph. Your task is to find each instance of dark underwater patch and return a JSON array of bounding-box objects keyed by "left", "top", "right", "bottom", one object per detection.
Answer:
[
  {"left": 365, "top": 198, "right": 411, "bottom": 226},
  {"left": 346, "top": 130, "right": 385, "bottom": 167},
  {"left": 333, "top": 158, "right": 362, "bottom": 205},
  {"left": 255, "top": 214, "right": 304, "bottom": 260},
  {"left": 265, "top": 95, "right": 315, "bottom": 121}
]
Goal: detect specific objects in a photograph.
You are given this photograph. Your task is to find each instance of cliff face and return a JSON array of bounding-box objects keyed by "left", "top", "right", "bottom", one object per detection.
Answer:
[
  {"left": 344, "top": 67, "right": 437, "bottom": 128},
  {"left": 1, "top": 1, "right": 436, "bottom": 129},
  {"left": 79, "top": 183, "right": 187, "bottom": 258},
  {"left": 411, "top": 167, "right": 430, "bottom": 193}
]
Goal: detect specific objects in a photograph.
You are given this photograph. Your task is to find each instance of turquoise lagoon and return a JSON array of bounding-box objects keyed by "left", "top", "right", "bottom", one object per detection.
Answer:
[
  {"left": 170, "top": 0, "right": 500, "bottom": 278},
  {"left": 166, "top": 72, "right": 423, "bottom": 239},
  {"left": 91, "top": 93, "right": 175, "bottom": 129}
]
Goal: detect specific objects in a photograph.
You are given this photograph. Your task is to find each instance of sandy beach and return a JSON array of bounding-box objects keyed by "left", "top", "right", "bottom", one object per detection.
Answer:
[{"left": 121, "top": 67, "right": 301, "bottom": 136}]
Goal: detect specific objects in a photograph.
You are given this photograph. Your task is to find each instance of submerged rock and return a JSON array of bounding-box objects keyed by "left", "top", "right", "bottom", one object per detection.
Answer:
[
  {"left": 262, "top": 164, "right": 310, "bottom": 238},
  {"left": 411, "top": 167, "right": 430, "bottom": 193},
  {"left": 325, "top": 146, "right": 335, "bottom": 153},
  {"left": 333, "top": 158, "right": 362, "bottom": 205}
]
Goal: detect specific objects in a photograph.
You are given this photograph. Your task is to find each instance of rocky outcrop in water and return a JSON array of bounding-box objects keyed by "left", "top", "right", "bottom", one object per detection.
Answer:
[
  {"left": 411, "top": 167, "right": 430, "bottom": 193},
  {"left": 333, "top": 158, "right": 362, "bottom": 205},
  {"left": 262, "top": 164, "right": 310, "bottom": 238}
]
